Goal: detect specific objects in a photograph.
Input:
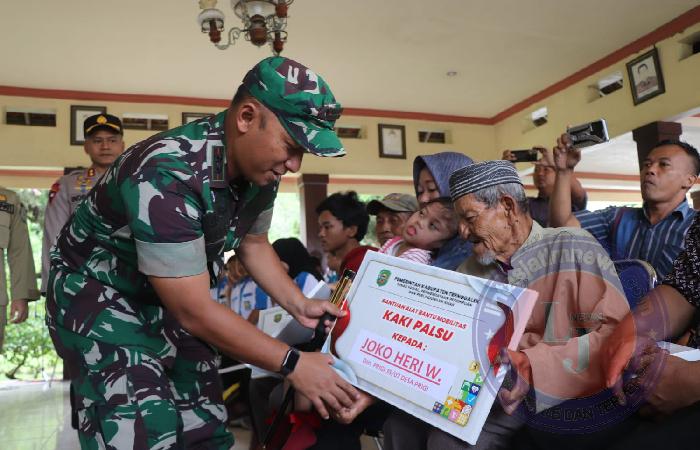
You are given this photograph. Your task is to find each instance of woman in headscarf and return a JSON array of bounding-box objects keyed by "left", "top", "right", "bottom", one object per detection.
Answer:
[{"left": 413, "top": 151, "right": 475, "bottom": 270}]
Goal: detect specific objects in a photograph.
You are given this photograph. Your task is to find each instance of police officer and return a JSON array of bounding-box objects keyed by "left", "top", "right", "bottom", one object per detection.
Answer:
[
  {"left": 0, "top": 187, "right": 40, "bottom": 350},
  {"left": 41, "top": 113, "right": 125, "bottom": 293},
  {"left": 47, "top": 57, "right": 358, "bottom": 449}
]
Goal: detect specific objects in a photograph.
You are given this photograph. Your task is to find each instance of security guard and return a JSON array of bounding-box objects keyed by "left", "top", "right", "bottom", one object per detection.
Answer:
[
  {"left": 47, "top": 57, "right": 357, "bottom": 449},
  {"left": 41, "top": 113, "right": 124, "bottom": 293},
  {"left": 0, "top": 187, "right": 40, "bottom": 350}
]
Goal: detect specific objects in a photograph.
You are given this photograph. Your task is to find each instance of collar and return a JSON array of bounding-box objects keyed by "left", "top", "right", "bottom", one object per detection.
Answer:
[
  {"left": 641, "top": 199, "right": 693, "bottom": 221},
  {"left": 508, "top": 220, "right": 542, "bottom": 264}
]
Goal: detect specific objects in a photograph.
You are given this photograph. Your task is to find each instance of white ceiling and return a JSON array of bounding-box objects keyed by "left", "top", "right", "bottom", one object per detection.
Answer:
[{"left": 1, "top": 0, "right": 699, "bottom": 117}]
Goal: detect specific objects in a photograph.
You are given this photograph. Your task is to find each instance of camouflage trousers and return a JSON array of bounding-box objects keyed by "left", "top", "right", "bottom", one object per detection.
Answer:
[{"left": 46, "top": 270, "right": 234, "bottom": 450}]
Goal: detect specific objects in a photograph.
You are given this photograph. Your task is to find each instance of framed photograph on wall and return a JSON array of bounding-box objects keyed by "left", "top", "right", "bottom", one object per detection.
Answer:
[
  {"left": 70, "top": 105, "right": 106, "bottom": 145},
  {"left": 626, "top": 48, "right": 665, "bottom": 105},
  {"left": 182, "top": 112, "right": 214, "bottom": 125},
  {"left": 378, "top": 124, "right": 406, "bottom": 159}
]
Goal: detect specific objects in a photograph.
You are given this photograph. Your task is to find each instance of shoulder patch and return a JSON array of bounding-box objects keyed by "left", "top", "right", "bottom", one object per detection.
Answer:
[{"left": 48, "top": 182, "right": 61, "bottom": 203}]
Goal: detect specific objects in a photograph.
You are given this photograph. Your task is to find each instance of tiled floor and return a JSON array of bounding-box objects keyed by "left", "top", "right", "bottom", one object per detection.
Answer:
[{"left": 0, "top": 380, "right": 252, "bottom": 450}]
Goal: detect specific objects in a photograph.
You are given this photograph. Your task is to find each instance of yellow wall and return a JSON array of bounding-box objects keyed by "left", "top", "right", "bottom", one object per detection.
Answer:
[
  {"left": 494, "top": 22, "right": 700, "bottom": 154},
  {"left": 2, "top": 21, "right": 700, "bottom": 197},
  {"left": 0, "top": 96, "right": 495, "bottom": 191}
]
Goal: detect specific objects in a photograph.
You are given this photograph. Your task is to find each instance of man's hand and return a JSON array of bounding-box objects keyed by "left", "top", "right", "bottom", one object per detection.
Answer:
[
  {"left": 498, "top": 349, "right": 532, "bottom": 415},
  {"left": 533, "top": 146, "right": 555, "bottom": 168},
  {"left": 637, "top": 352, "right": 700, "bottom": 417},
  {"left": 9, "top": 299, "right": 28, "bottom": 324},
  {"left": 289, "top": 297, "right": 347, "bottom": 331},
  {"left": 287, "top": 352, "right": 359, "bottom": 420},
  {"left": 553, "top": 133, "right": 581, "bottom": 172},
  {"left": 502, "top": 150, "right": 516, "bottom": 162},
  {"left": 603, "top": 314, "right": 637, "bottom": 391},
  {"left": 331, "top": 391, "right": 376, "bottom": 424}
]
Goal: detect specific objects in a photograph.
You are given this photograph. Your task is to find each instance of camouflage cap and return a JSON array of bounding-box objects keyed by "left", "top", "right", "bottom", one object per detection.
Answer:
[{"left": 242, "top": 57, "right": 345, "bottom": 157}]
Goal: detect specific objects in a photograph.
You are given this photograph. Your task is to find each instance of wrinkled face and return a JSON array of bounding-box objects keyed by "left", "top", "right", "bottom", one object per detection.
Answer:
[
  {"left": 640, "top": 145, "right": 697, "bottom": 204},
  {"left": 318, "top": 210, "right": 355, "bottom": 253},
  {"left": 227, "top": 102, "right": 305, "bottom": 186},
  {"left": 454, "top": 194, "right": 512, "bottom": 265},
  {"left": 402, "top": 202, "right": 456, "bottom": 251},
  {"left": 83, "top": 130, "right": 125, "bottom": 170},
  {"left": 375, "top": 210, "right": 412, "bottom": 246},
  {"left": 532, "top": 164, "right": 556, "bottom": 196},
  {"left": 416, "top": 168, "right": 440, "bottom": 204}
]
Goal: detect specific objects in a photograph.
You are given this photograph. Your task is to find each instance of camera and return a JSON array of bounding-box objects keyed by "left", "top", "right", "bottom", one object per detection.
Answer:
[
  {"left": 567, "top": 119, "right": 609, "bottom": 149},
  {"left": 510, "top": 149, "right": 539, "bottom": 163}
]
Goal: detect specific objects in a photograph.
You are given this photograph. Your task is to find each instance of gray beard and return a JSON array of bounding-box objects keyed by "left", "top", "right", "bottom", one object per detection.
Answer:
[{"left": 476, "top": 249, "right": 497, "bottom": 266}]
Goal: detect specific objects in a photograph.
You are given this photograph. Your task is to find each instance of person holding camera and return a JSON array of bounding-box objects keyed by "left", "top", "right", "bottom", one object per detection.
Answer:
[
  {"left": 548, "top": 134, "right": 699, "bottom": 278},
  {"left": 502, "top": 146, "right": 587, "bottom": 227}
]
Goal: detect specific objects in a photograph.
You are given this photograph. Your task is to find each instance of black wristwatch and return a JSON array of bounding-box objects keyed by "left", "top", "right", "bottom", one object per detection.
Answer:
[{"left": 279, "top": 347, "right": 300, "bottom": 376}]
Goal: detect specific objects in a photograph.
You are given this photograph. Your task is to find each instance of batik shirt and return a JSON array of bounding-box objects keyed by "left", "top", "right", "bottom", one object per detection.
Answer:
[
  {"left": 47, "top": 111, "right": 278, "bottom": 334},
  {"left": 663, "top": 214, "right": 700, "bottom": 348}
]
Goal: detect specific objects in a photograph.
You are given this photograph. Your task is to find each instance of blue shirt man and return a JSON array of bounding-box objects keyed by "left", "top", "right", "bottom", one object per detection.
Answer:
[{"left": 550, "top": 138, "right": 700, "bottom": 279}]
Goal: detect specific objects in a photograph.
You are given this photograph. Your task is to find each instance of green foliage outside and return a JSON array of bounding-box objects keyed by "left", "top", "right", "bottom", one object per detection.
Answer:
[{"left": 1, "top": 188, "right": 61, "bottom": 381}]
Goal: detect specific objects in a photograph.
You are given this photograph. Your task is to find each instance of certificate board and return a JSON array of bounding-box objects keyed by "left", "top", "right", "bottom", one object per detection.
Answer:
[{"left": 333, "top": 251, "right": 538, "bottom": 444}]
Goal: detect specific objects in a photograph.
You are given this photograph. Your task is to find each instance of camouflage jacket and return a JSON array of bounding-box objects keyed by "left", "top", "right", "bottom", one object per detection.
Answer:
[{"left": 49, "top": 111, "right": 278, "bottom": 330}]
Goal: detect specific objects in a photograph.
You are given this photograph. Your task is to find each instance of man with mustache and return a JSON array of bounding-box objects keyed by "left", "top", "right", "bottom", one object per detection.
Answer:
[{"left": 549, "top": 136, "right": 699, "bottom": 278}]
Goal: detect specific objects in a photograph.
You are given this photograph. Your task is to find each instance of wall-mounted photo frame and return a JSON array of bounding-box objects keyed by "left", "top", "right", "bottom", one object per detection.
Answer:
[
  {"left": 378, "top": 124, "right": 406, "bottom": 159},
  {"left": 626, "top": 48, "right": 665, "bottom": 105},
  {"left": 182, "top": 112, "right": 215, "bottom": 125},
  {"left": 70, "top": 105, "right": 106, "bottom": 145}
]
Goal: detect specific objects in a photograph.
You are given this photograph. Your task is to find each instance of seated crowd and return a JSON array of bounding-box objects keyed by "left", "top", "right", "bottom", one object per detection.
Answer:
[{"left": 210, "top": 138, "right": 700, "bottom": 450}]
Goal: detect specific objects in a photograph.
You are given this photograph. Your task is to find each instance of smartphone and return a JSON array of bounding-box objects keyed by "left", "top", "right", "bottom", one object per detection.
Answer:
[
  {"left": 567, "top": 119, "right": 609, "bottom": 149},
  {"left": 510, "top": 149, "right": 539, "bottom": 163}
]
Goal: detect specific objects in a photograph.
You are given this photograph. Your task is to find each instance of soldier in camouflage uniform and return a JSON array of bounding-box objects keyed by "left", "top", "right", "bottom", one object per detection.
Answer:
[
  {"left": 47, "top": 57, "right": 357, "bottom": 449},
  {"left": 41, "top": 113, "right": 125, "bottom": 294},
  {"left": 0, "top": 187, "right": 40, "bottom": 350}
]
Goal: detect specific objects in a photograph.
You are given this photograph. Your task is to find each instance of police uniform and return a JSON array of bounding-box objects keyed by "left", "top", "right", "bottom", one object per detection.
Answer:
[
  {"left": 41, "top": 167, "right": 100, "bottom": 293},
  {"left": 0, "top": 187, "right": 40, "bottom": 350},
  {"left": 46, "top": 56, "right": 345, "bottom": 449},
  {"left": 41, "top": 113, "right": 123, "bottom": 294}
]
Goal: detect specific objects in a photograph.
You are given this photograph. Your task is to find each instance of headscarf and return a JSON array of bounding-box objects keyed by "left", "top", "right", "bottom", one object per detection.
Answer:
[
  {"left": 413, "top": 151, "right": 474, "bottom": 198},
  {"left": 272, "top": 238, "right": 323, "bottom": 281}
]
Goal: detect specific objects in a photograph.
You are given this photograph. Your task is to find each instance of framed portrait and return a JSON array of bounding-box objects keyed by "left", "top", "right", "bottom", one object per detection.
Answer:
[
  {"left": 182, "top": 112, "right": 214, "bottom": 125},
  {"left": 70, "top": 105, "right": 106, "bottom": 145},
  {"left": 378, "top": 124, "right": 406, "bottom": 159},
  {"left": 626, "top": 48, "right": 665, "bottom": 105}
]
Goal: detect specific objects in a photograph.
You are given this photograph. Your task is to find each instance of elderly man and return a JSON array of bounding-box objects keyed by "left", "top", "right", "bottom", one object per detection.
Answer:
[
  {"left": 367, "top": 193, "right": 418, "bottom": 246},
  {"left": 383, "top": 160, "right": 629, "bottom": 450}
]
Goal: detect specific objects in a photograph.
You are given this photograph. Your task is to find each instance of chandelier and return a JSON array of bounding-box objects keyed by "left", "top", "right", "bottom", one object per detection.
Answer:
[{"left": 197, "top": 0, "right": 294, "bottom": 55}]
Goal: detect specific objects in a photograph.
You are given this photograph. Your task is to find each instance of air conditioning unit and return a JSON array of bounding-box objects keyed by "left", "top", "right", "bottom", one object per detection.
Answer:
[{"left": 597, "top": 72, "right": 623, "bottom": 96}]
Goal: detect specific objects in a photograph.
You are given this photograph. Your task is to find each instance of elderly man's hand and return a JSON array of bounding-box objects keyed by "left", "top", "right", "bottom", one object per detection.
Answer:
[
  {"left": 331, "top": 391, "right": 376, "bottom": 424},
  {"left": 633, "top": 347, "right": 700, "bottom": 417},
  {"left": 498, "top": 349, "right": 532, "bottom": 415},
  {"left": 553, "top": 133, "right": 581, "bottom": 171}
]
